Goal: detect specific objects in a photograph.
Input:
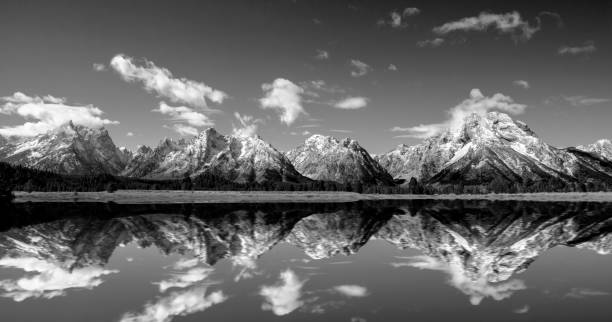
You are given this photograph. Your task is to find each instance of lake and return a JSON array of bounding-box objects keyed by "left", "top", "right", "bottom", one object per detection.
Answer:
[{"left": 0, "top": 200, "right": 611, "bottom": 321}]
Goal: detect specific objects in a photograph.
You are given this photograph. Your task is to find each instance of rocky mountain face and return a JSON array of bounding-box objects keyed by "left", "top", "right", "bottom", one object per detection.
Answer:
[
  {"left": 122, "top": 128, "right": 306, "bottom": 183},
  {"left": 285, "top": 134, "right": 394, "bottom": 185},
  {"left": 376, "top": 112, "right": 612, "bottom": 188},
  {"left": 0, "top": 122, "right": 129, "bottom": 175},
  {"left": 577, "top": 139, "right": 612, "bottom": 162}
]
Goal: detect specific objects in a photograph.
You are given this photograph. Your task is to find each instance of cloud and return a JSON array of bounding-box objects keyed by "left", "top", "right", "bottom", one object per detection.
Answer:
[
  {"left": 173, "top": 258, "right": 200, "bottom": 270},
  {"left": 259, "top": 78, "right": 306, "bottom": 125},
  {"left": 0, "top": 92, "right": 118, "bottom": 137},
  {"left": 93, "top": 63, "right": 106, "bottom": 71},
  {"left": 155, "top": 267, "right": 214, "bottom": 292},
  {"left": 333, "top": 285, "right": 368, "bottom": 297},
  {"left": 302, "top": 130, "right": 311, "bottom": 136},
  {"left": 349, "top": 60, "right": 371, "bottom": 77},
  {"left": 513, "top": 80, "right": 530, "bottom": 89},
  {"left": 379, "top": 8, "right": 421, "bottom": 28},
  {"left": 513, "top": 305, "right": 530, "bottom": 314},
  {"left": 110, "top": 54, "right": 227, "bottom": 108},
  {"left": 232, "top": 112, "right": 262, "bottom": 138},
  {"left": 416, "top": 38, "right": 445, "bottom": 48},
  {"left": 433, "top": 11, "right": 539, "bottom": 41},
  {"left": 565, "top": 288, "right": 610, "bottom": 299},
  {"left": 126, "top": 132, "right": 134, "bottom": 137},
  {"left": 153, "top": 102, "right": 213, "bottom": 136},
  {"left": 260, "top": 269, "right": 305, "bottom": 316},
  {"left": 558, "top": 41, "right": 596, "bottom": 55},
  {"left": 120, "top": 286, "right": 227, "bottom": 322},
  {"left": 334, "top": 97, "right": 368, "bottom": 109},
  {"left": 315, "top": 49, "right": 329, "bottom": 60},
  {"left": 392, "top": 256, "right": 526, "bottom": 305},
  {"left": 329, "top": 129, "right": 353, "bottom": 133},
  {"left": 560, "top": 95, "right": 610, "bottom": 107},
  {"left": 391, "top": 88, "right": 526, "bottom": 139},
  {"left": 0, "top": 257, "right": 117, "bottom": 302},
  {"left": 539, "top": 11, "right": 563, "bottom": 28},
  {"left": 388, "top": 64, "right": 398, "bottom": 71}
]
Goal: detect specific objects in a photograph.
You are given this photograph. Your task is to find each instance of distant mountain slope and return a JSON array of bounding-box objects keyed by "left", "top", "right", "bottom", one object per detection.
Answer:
[
  {"left": 122, "top": 128, "right": 307, "bottom": 183},
  {"left": 376, "top": 112, "right": 612, "bottom": 189},
  {"left": 0, "top": 122, "right": 128, "bottom": 175},
  {"left": 577, "top": 139, "right": 612, "bottom": 162},
  {"left": 286, "top": 134, "right": 394, "bottom": 185}
]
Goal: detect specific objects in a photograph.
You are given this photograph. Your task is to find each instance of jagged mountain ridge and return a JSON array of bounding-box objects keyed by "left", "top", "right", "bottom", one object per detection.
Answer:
[
  {"left": 577, "top": 139, "right": 612, "bottom": 162},
  {"left": 376, "top": 112, "right": 612, "bottom": 187},
  {"left": 0, "top": 122, "right": 129, "bottom": 175},
  {"left": 121, "top": 128, "right": 307, "bottom": 183},
  {"left": 285, "top": 134, "right": 394, "bottom": 185}
]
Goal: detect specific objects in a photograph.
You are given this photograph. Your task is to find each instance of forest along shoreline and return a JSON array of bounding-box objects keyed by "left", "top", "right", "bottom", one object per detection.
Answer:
[{"left": 10, "top": 190, "right": 612, "bottom": 204}]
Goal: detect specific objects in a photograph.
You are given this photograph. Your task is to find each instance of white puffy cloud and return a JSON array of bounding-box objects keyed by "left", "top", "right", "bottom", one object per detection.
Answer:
[
  {"left": 110, "top": 54, "right": 227, "bottom": 108},
  {"left": 349, "top": 59, "right": 371, "bottom": 77},
  {"left": 391, "top": 88, "right": 526, "bottom": 139},
  {"left": 388, "top": 64, "right": 398, "bottom": 71},
  {"left": 120, "top": 286, "right": 227, "bottom": 322},
  {"left": 315, "top": 49, "right": 330, "bottom": 60},
  {"left": 333, "top": 285, "right": 368, "bottom": 297},
  {"left": 416, "top": 38, "right": 445, "bottom": 48},
  {"left": 433, "top": 11, "right": 539, "bottom": 40},
  {"left": 558, "top": 41, "right": 596, "bottom": 55},
  {"left": 260, "top": 269, "right": 305, "bottom": 316},
  {"left": 259, "top": 78, "right": 306, "bottom": 125},
  {"left": 0, "top": 257, "right": 117, "bottom": 302},
  {"left": 155, "top": 267, "right": 214, "bottom": 292},
  {"left": 126, "top": 132, "right": 134, "bottom": 137},
  {"left": 392, "top": 255, "right": 526, "bottom": 305},
  {"left": 513, "top": 80, "right": 530, "bottom": 89},
  {"left": 231, "top": 112, "right": 262, "bottom": 138},
  {"left": 92, "top": 63, "right": 106, "bottom": 72},
  {"left": 334, "top": 97, "right": 368, "bottom": 109},
  {"left": 0, "top": 92, "right": 118, "bottom": 137}
]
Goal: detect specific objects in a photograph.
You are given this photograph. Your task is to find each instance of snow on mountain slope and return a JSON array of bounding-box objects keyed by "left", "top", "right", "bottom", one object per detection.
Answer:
[
  {"left": 577, "top": 139, "right": 612, "bottom": 162},
  {"left": 285, "top": 134, "right": 394, "bottom": 185},
  {"left": 376, "top": 112, "right": 612, "bottom": 187},
  {"left": 0, "top": 122, "right": 128, "bottom": 175},
  {"left": 122, "top": 128, "right": 307, "bottom": 183}
]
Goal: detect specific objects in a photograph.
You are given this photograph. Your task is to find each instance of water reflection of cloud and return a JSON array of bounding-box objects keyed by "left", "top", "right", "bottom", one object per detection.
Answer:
[
  {"left": 232, "top": 256, "right": 259, "bottom": 282},
  {"left": 120, "top": 286, "right": 227, "bottom": 322},
  {"left": 392, "top": 255, "right": 526, "bottom": 305},
  {"left": 155, "top": 267, "right": 214, "bottom": 292},
  {"left": 513, "top": 305, "right": 529, "bottom": 314},
  {"left": 565, "top": 288, "right": 610, "bottom": 299},
  {"left": 0, "top": 256, "right": 117, "bottom": 302},
  {"left": 260, "top": 269, "right": 306, "bottom": 315},
  {"left": 333, "top": 285, "right": 368, "bottom": 297},
  {"left": 172, "top": 258, "right": 199, "bottom": 270}
]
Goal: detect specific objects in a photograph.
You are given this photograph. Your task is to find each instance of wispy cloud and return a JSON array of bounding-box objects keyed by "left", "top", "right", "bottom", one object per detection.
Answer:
[
  {"left": 378, "top": 7, "right": 421, "bottom": 28},
  {"left": 232, "top": 112, "right": 262, "bottom": 138},
  {"left": 154, "top": 267, "right": 214, "bottom": 292},
  {"left": 334, "top": 97, "right": 368, "bottom": 109},
  {"left": 333, "top": 285, "right": 368, "bottom": 297},
  {"left": 558, "top": 41, "right": 596, "bottom": 55},
  {"left": 565, "top": 288, "right": 610, "bottom": 299},
  {"left": 110, "top": 54, "right": 227, "bottom": 109},
  {"left": 388, "top": 64, "right": 398, "bottom": 71},
  {"left": 560, "top": 95, "right": 610, "bottom": 107},
  {"left": 92, "top": 62, "right": 106, "bottom": 71},
  {"left": 0, "top": 92, "right": 118, "bottom": 137},
  {"left": 416, "top": 38, "right": 445, "bottom": 48},
  {"left": 329, "top": 129, "right": 353, "bottom": 133},
  {"left": 391, "top": 88, "right": 526, "bottom": 139},
  {"left": 315, "top": 49, "right": 330, "bottom": 60},
  {"left": 349, "top": 59, "right": 371, "bottom": 77},
  {"left": 153, "top": 101, "right": 213, "bottom": 136},
  {"left": 433, "top": 11, "right": 539, "bottom": 41},
  {"left": 512, "top": 80, "right": 530, "bottom": 89},
  {"left": 259, "top": 78, "right": 306, "bottom": 125}
]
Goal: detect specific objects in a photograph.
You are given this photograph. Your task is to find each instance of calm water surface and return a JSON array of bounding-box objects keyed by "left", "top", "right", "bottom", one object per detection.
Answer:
[{"left": 0, "top": 200, "right": 611, "bottom": 322}]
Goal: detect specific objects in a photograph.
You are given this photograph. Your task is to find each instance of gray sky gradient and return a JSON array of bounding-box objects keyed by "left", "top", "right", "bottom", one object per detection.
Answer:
[{"left": 0, "top": 0, "right": 611, "bottom": 154}]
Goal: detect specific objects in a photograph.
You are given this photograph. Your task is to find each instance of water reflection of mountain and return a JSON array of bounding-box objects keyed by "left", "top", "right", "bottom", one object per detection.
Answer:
[{"left": 0, "top": 201, "right": 611, "bottom": 302}]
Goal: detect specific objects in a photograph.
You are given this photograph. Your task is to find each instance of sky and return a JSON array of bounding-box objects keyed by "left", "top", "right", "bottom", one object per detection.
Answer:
[{"left": 0, "top": 0, "right": 611, "bottom": 154}]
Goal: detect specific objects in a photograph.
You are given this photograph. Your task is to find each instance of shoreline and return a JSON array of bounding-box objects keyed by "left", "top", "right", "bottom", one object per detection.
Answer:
[{"left": 10, "top": 190, "right": 612, "bottom": 203}]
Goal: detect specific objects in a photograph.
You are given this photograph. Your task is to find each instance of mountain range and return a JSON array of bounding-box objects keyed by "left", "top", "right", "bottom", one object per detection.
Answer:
[{"left": 1, "top": 112, "right": 611, "bottom": 191}]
